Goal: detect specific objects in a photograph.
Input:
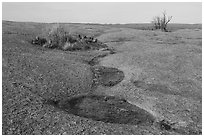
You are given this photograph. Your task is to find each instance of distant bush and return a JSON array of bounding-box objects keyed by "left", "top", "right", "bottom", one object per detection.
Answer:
[{"left": 151, "top": 11, "right": 172, "bottom": 32}]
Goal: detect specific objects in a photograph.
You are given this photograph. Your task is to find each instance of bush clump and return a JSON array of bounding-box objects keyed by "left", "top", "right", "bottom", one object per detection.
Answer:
[
  {"left": 46, "top": 25, "right": 76, "bottom": 49},
  {"left": 32, "top": 25, "right": 108, "bottom": 51}
]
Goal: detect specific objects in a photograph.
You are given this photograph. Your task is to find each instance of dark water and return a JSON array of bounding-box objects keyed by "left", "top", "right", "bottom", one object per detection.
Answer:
[
  {"left": 45, "top": 94, "right": 155, "bottom": 125},
  {"left": 92, "top": 66, "right": 125, "bottom": 87}
]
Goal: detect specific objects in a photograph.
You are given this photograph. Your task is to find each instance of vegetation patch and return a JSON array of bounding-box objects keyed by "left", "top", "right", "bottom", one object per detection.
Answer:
[{"left": 31, "top": 25, "right": 108, "bottom": 51}]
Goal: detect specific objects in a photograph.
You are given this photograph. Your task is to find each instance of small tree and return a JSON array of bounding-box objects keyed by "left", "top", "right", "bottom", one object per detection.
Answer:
[{"left": 152, "top": 11, "right": 172, "bottom": 32}]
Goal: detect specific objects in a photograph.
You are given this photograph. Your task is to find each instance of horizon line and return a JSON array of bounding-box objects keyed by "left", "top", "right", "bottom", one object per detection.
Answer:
[{"left": 2, "top": 20, "right": 202, "bottom": 25}]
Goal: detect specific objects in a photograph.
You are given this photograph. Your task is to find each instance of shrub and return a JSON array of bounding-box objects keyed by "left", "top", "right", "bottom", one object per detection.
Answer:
[
  {"left": 49, "top": 25, "right": 67, "bottom": 48},
  {"left": 151, "top": 11, "right": 172, "bottom": 32},
  {"left": 48, "top": 25, "right": 78, "bottom": 49}
]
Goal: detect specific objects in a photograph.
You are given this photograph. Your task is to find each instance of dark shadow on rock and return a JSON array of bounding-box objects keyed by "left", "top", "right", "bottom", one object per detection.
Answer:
[{"left": 44, "top": 95, "right": 155, "bottom": 125}]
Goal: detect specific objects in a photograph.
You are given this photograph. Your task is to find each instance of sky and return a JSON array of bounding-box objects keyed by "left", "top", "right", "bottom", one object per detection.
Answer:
[{"left": 2, "top": 2, "right": 202, "bottom": 24}]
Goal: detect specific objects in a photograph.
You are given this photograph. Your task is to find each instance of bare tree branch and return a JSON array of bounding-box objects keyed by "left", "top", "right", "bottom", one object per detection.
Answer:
[{"left": 151, "top": 11, "right": 172, "bottom": 32}]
